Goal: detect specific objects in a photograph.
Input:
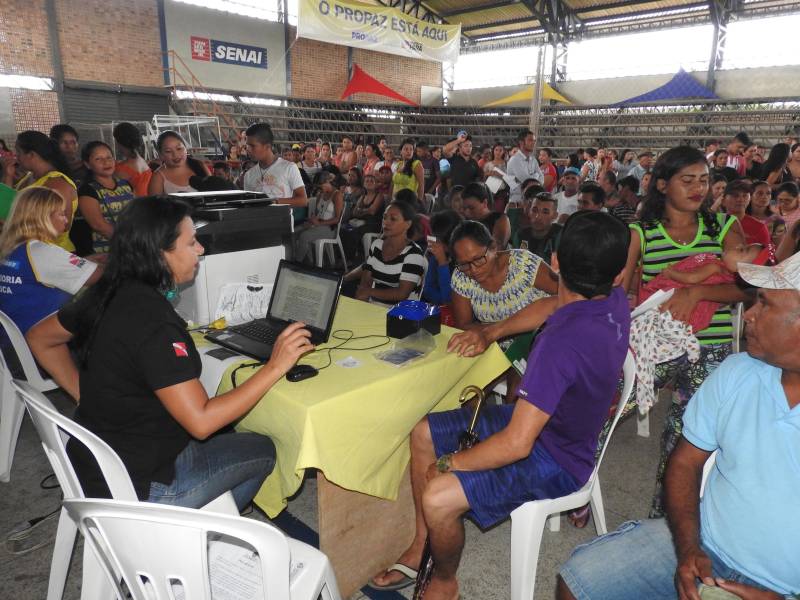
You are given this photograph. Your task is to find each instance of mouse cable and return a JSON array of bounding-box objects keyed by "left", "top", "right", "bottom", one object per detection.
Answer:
[{"left": 305, "top": 329, "right": 391, "bottom": 371}]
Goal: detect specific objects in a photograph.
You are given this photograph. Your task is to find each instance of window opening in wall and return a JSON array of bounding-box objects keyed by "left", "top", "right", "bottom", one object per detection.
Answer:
[{"left": 0, "top": 75, "right": 54, "bottom": 91}]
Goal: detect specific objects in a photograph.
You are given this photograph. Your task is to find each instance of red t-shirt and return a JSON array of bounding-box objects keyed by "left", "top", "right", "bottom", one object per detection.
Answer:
[
  {"left": 542, "top": 163, "right": 558, "bottom": 192},
  {"left": 739, "top": 214, "right": 770, "bottom": 248}
]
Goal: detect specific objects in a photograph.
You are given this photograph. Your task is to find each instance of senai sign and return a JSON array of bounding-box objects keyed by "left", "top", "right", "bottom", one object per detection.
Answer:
[{"left": 190, "top": 36, "right": 268, "bottom": 69}]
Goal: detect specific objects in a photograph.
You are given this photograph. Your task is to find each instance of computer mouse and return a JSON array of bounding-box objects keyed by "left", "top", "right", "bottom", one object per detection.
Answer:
[{"left": 286, "top": 364, "right": 319, "bottom": 382}]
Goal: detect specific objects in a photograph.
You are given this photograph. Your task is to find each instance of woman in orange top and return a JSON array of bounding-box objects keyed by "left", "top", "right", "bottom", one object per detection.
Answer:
[{"left": 113, "top": 122, "right": 152, "bottom": 197}]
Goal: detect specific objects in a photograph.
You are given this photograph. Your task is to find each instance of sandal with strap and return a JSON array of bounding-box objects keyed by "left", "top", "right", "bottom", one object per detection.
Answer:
[{"left": 367, "top": 562, "right": 418, "bottom": 591}]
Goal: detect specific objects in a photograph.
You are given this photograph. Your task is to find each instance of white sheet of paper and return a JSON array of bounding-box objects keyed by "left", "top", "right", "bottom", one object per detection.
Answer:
[
  {"left": 214, "top": 283, "right": 274, "bottom": 326},
  {"left": 171, "top": 539, "right": 262, "bottom": 600},
  {"left": 485, "top": 176, "right": 504, "bottom": 194},
  {"left": 631, "top": 288, "right": 675, "bottom": 320}
]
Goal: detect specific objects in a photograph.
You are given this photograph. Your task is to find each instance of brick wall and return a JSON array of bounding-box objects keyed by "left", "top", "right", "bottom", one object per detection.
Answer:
[
  {"left": 10, "top": 89, "right": 61, "bottom": 133},
  {"left": 0, "top": 0, "right": 54, "bottom": 77},
  {"left": 352, "top": 49, "right": 441, "bottom": 105},
  {"left": 290, "top": 34, "right": 349, "bottom": 102},
  {"left": 289, "top": 27, "right": 442, "bottom": 105},
  {"left": 55, "top": 0, "right": 163, "bottom": 87}
]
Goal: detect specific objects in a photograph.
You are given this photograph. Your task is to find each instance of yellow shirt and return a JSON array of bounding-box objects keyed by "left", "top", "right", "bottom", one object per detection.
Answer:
[{"left": 16, "top": 171, "right": 78, "bottom": 252}]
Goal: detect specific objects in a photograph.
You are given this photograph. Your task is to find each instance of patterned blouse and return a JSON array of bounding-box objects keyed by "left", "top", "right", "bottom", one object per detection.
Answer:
[{"left": 451, "top": 249, "right": 547, "bottom": 323}]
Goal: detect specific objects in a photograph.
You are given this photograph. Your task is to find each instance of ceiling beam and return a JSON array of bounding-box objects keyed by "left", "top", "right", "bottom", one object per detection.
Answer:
[
  {"left": 439, "top": 0, "right": 523, "bottom": 18},
  {"left": 463, "top": 15, "right": 538, "bottom": 32},
  {"left": 522, "top": 0, "right": 584, "bottom": 43}
]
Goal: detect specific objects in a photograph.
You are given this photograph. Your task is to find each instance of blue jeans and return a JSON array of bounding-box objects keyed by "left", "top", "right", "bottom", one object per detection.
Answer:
[
  {"left": 560, "top": 518, "right": 775, "bottom": 600},
  {"left": 147, "top": 432, "right": 275, "bottom": 511}
]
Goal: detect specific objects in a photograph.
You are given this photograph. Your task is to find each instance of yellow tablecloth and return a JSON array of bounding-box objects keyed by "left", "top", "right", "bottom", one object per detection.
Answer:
[{"left": 213, "top": 297, "right": 510, "bottom": 517}]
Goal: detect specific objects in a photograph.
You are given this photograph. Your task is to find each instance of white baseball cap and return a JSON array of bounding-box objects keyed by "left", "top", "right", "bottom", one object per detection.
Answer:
[{"left": 738, "top": 251, "right": 800, "bottom": 292}]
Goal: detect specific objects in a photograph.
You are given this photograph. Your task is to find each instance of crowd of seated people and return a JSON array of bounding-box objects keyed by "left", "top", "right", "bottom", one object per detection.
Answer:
[{"left": 1, "top": 118, "right": 799, "bottom": 600}]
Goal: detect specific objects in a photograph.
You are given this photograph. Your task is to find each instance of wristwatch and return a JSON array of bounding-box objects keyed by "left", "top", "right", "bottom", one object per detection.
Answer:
[{"left": 436, "top": 453, "right": 454, "bottom": 473}]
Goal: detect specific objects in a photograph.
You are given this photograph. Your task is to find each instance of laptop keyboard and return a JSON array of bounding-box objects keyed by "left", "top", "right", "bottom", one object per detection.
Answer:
[{"left": 231, "top": 321, "right": 280, "bottom": 346}]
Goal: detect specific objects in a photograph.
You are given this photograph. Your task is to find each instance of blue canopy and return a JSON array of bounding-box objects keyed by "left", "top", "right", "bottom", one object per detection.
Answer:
[{"left": 617, "top": 69, "right": 717, "bottom": 105}]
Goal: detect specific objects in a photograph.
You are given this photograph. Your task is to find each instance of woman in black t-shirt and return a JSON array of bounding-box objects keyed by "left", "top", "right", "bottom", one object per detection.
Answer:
[
  {"left": 28, "top": 197, "right": 314, "bottom": 510},
  {"left": 461, "top": 182, "right": 511, "bottom": 249}
]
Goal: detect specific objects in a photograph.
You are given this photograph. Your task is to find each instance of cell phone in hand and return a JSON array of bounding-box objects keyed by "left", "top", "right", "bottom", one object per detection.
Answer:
[{"left": 698, "top": 583, "right": 741, "bottom": 600}]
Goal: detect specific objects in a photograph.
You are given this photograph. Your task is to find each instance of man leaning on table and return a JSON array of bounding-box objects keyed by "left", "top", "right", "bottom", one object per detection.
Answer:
[
  {"left": 557, "top": 252, "right": 800, "bottom": 600},
  {"left": 369, "top": 211, "right": 632, "bottom": 600}
]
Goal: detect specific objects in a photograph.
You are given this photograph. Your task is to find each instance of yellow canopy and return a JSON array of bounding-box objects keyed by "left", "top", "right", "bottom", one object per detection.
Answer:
[{"left": 482, "top": 84, "right": 571, "bottom": 107}]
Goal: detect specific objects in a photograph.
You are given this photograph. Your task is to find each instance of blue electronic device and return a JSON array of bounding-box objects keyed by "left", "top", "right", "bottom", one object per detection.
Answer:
[{"left": 386, "top": 300, "right": 441, "bottom": 339}]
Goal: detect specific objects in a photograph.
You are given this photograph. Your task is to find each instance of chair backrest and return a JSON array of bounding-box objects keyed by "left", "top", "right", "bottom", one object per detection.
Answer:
[
  {"left": 593, "top": 350, "right": 636, "bottom": 475},
  {"left": 64, "top": 498, "right": 292, "bottom": 600},
  {"left": 700, "top": 450, "right": 717, "bottom": 498},
  {"left": 0, "top": 309, "right": 55, "bottom": 391},
  {"left": 12, "top": 380, "right": 137, "bottom": 500}
]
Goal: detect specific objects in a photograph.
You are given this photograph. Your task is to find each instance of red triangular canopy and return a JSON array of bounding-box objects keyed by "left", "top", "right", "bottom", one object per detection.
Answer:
[{"left": 341, "top": 64, "right": 417, "bottom": 106}]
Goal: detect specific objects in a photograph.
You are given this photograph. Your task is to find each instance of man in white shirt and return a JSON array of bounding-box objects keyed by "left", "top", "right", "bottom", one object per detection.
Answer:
[
  {"left": 555, "top": 167, "right": 581, "bottom": 224},
  {"left": 242, "top": 123, "right": 307, "bottom": 208},
  {"left": 506, "top": 129, "right": 544, "bottom": 204}
]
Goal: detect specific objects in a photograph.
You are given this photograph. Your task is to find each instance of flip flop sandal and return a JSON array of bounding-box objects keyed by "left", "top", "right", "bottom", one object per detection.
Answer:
[
  {"left": 567, "top": 505, "right": 592, "bottom": 529},
  {"left": 367, "top": 562, "right": 419, "bottom": 591}
]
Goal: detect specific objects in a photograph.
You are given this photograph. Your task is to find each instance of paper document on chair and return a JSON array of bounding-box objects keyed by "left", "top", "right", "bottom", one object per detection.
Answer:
[{"left": 172, "top": 539, "right": 262, "bottom": 600}]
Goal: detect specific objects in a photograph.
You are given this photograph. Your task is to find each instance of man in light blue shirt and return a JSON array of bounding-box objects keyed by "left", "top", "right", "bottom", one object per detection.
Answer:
[
  {"left": 506, "top": 129, "right": 544, "bottom": 204},
  {"left": 557, "top": 251, "right": 800, "bottom": 600}
]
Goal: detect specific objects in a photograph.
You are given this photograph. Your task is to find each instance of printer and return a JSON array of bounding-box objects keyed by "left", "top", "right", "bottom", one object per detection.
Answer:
[{"left": 169, "top": 191, "right": 293, "bottom": 325}]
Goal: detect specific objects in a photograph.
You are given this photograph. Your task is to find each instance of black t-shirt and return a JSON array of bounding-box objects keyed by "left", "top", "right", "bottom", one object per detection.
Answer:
[
  {"left": 448, "top": 154, "right": 481, "bottom": 188},
  {"left": 518, "top": 224, "right": 562, "bottom": 265},
  {"left": 58, "top": 281, "right": 200, "bottom": 499},
  {"left": 710, "top": 166, "right": 739, "bottom": 183}
]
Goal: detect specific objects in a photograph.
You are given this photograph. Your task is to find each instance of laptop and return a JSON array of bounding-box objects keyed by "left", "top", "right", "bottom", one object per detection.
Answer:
[{"left": 205, "top": 260, "right": 343, "bottom": 360}]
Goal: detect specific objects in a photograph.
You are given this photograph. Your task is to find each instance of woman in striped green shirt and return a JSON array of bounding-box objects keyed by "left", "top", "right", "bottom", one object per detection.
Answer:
[{"left": 621, "top": 146, "right": 747, "bottom": 518}]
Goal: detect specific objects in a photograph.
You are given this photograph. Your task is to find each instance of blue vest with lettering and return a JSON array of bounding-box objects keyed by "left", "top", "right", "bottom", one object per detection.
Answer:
[{"left": 0, "top": 242, "right": 71, "bottom": 334}]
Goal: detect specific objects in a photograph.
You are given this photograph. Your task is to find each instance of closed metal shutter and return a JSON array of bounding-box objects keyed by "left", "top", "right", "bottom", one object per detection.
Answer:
[{"left": 64, "top": 86, "right": 169, "bottom": 124}]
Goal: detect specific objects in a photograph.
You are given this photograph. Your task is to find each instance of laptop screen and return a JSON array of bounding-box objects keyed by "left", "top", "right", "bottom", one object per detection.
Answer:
[{"left": 267, "top": 261, "right": 341, "bottom": 332}]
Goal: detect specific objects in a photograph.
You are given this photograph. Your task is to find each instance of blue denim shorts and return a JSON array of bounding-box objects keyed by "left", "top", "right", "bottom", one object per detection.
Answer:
[
  {"left": 428, "top": 404, "right": 579, "bottom": 529},
  {"left": 560, "top": 518, "right": 777, "bottom": 600}
]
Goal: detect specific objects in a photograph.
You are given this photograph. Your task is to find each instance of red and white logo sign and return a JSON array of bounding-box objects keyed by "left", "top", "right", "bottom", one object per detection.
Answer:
[
  {"left": 190, "top": 36, "right": 211, "bottom": 61},
  {"left": 68, "top": 254, "right": 86, "bottom": 268},
  {"left": 172, "top": 342, "right": 189, "bottom": 357}
]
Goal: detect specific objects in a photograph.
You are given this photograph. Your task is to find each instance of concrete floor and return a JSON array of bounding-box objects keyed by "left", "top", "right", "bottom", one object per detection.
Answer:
[{"left": 0, "top": 390, "right": 669, "bottom": 600}]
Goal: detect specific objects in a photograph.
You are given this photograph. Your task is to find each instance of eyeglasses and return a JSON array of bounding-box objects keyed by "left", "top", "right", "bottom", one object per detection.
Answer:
[{"left": 455, "top": 249, "right": 490, "bottom": 272}]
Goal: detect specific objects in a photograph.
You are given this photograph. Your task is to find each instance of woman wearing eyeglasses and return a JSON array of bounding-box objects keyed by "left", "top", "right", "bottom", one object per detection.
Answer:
[
  {"left": 449, "top": 220, "right": 557, "bottom": 400},
  {"left": 450, "top": 219, "right": 557, "bottom": 336}
]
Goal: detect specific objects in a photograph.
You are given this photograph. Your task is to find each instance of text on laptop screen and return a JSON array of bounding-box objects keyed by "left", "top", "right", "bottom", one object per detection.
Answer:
[{"left": 269, "top": 268, "right": 339, "bottom": 331}]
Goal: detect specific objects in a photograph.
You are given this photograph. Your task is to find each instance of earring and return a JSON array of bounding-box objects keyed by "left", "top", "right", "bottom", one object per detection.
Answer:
[{"left": 163, "top": 287, "right": 178, "bottom": 301}]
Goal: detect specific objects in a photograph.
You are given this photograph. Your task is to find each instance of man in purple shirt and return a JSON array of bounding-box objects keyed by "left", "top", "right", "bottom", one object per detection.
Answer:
[{"left": 370, "top": 211, "right": 632, "bottom": 599}]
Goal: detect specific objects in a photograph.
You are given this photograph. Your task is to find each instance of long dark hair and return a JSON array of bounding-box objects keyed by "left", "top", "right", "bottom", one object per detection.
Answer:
[
  {"left": 73, "top": 196, "right": 192, "bottom": 365},
  {"left": 113, "top": 122, "right": 144, "bottom": 157},
  {"left": 639, "top": 146, "right": 720, "bottom": 237},
  {"left": 156, "top": 130, "right": 207, "bottom": 178},
  {"left": 400, "top": 138, "right": 416, "bottom": 178},
  {"left": 15, "top": 130, "right": 70, "bottom": 174},
  {"left": 761, "top": 143, "right": 790, "bottom": 177}
]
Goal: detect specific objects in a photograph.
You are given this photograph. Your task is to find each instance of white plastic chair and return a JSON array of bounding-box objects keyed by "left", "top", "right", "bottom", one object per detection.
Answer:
[
  {"left": 0, "top": 309, "right": 57, "bottom": 482},
  {"left": 63, "top": 497, "right": 341, "bottom": 600},
  {"left": 13, "top": 380, "right": 238, "bottom": 600},
  {"left": 732, "top": 302, "right": 744, "bottom": 353},
  {"left": 314, "top": 204, "right": 348, "bottom": 271},
  {"left": 362, "top": 232, "right": 380, "bottom": 260},
  {"left": 423, "top": 193, "right": 435, "bottom": 214},
  {"left": 700, "top": 450, "right": 717, "bottom": 498},
  {"left": 508, "top": 350, "right": 636, "bottom": 600}
]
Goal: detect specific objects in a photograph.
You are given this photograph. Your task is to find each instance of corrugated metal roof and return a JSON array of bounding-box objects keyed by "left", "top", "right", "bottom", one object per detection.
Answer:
[{"left": 409, "top": 0, "right": 800, "bottom": 45}]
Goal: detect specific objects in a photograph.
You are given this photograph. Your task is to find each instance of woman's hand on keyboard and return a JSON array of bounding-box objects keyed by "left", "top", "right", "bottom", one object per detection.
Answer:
[{"left": 268, "top": 322, "right": 315, "bottom": 377}]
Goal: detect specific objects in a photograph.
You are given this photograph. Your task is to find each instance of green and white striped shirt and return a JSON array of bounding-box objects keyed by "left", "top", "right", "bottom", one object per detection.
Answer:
[{"left": 631, "top": 213, "right": 737, "bottom": 346}]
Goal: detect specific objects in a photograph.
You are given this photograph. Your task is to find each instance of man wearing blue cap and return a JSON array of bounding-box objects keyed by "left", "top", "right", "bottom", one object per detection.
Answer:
[{"left": 555, "top": 167, "right": 581, "bottom": 224}]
